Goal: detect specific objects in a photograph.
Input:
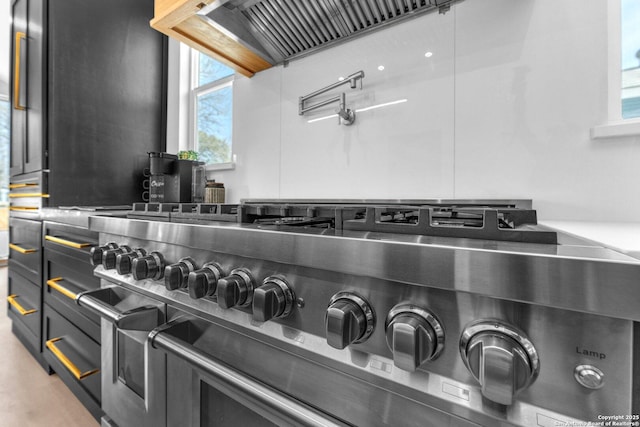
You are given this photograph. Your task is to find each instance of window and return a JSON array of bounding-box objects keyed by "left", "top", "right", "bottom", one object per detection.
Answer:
[
  {"left": 592, "top": 0, "right": 640, "bottom": 138},
  {"left": 190, "top": 51, "right": 235, "bottom": 168},
  {"left": 0, "top": 97, "right": 9, "bottom": 203},
  {"left": 621, "top": 0, "right": 640, "bottom": 119}
]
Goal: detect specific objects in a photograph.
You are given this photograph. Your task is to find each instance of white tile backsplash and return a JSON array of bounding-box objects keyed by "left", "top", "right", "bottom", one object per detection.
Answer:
[{"left": 208, "top": 0, "right": 639, "bottom": 221}]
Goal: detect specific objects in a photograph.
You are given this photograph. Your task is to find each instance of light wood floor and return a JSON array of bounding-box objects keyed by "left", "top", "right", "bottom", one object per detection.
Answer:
[{"left": 0, "top": 266, "right": 99, "bottom": 427}]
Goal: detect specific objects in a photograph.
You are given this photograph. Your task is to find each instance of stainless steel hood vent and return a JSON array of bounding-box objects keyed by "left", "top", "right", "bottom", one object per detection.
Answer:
[{"left": 198, "top": 0, "right": 455, "bottom": 66}]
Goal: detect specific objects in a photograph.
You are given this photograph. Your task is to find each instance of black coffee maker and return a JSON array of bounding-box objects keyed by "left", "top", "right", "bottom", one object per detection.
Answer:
[{"left": 148, "top": 152, "right": 202, "bottom": 203}]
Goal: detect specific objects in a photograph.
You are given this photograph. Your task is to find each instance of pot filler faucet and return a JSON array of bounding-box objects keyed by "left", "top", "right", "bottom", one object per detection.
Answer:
[{"left": 299, "top": 70, "right": 365, "bottom": 125}]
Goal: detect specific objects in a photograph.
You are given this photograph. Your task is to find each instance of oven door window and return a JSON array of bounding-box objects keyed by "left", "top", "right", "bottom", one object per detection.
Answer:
[{"left": 201, "top": 382, "right": 278, "bottom": 427}]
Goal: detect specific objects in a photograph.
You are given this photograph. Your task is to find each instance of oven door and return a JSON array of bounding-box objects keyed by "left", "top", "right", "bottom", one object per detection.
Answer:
[
  {"left": 76, "top": 285, "right": 166, "bottom": 427},
  {"left": 148, "top": 317, "right": 351, "bottom": 427}
]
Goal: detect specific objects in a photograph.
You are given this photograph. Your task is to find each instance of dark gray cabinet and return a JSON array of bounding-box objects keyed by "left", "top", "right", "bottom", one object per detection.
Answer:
[
  {"left": 10, "top": 0, "right": 166, "bottom": 207},
  {"left": 10, "top": 0, "right": 44, "bottom": 177},
  {"left": 42, "top": 221, "right": 102, "bottom": 420},
  {"left": 7, "top": 217, "right": 47, "bottom": 371},
  {"left": 9, "top": 0, "right": 167, "bottom": 420}
]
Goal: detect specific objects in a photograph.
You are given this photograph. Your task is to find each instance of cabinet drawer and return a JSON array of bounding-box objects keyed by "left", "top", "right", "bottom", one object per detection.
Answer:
[
  {"left": 9, "top": 172, "right": 48, "bottom": 212},
  {"left": 44, "top": 250, "right": 101, "bottom": 342},
  {"left": 9, "top": 217, "right": 42, "bottom": 283},
  {"left": 43, "top": 304, "right": 101, "bottom": 411},
  {"left": 43, "top": 221, "right": 98, "bottom": 262},
  {"left": 7, "top": 269, "right": 42, "bottom": 351}
]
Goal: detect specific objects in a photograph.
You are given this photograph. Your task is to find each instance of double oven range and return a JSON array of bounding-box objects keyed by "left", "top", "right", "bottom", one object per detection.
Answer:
[{"left": 78, "top": 200, "right": 640, "bottom": 427}]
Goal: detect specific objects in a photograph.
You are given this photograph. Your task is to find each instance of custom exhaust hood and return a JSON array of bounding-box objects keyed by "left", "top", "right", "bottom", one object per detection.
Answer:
[{"left": 197, "top": 0, "right": 456, "bottom": 67}]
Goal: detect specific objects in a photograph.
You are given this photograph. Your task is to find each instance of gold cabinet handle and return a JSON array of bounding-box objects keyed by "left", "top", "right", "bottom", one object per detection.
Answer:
[
  {"left": 14, "top": 31, "right": 26, "bottom": 111},
  {"left": 7, "top": 294, "right": 37, "bottom": 316},
  {"left": 9, "top": 206, "right": 39, "bottom": 212},
  {"left": 45, "top": 235, "right": 91, "bottom": 249},
  {"left": 9, "top": 243, "right": 37, "bottom": 254},
  {"left": 9, "top": 193, "right": 50, "bottom": 198},
  {"left": 9, "top": 183, "right": 38, "bottom": 189},
  {"left": 46, "top": 277, "right": 77, "bottom": 300},
  {"left": 45, "top": 338, "right": 100, "bottom": 380}
]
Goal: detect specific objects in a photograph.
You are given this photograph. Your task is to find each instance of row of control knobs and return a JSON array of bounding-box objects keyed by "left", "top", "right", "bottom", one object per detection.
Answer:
[
  {"left": 325, "top": 295, "right": 541, "bottom": 406},
  {"left": 90, "top": 243, "right": 539, "bottom": 406},
  {"left": 91, "top": 243, "right": 294, "bottom": 322}
]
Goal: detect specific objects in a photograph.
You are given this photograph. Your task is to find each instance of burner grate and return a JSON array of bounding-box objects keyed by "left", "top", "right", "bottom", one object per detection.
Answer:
[
  {"left": 128, "top": 201, "right": 557, "bottom": 244},
  {"left": 341, "top": 206, "right": 557, "bottom": 244}
]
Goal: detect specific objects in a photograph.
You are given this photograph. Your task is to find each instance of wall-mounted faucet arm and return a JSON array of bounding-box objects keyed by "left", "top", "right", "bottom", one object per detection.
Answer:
[
  {"left": 299, "top": 71, "right": 364, "bottom": 108},
  {"left": 298, "top": 70, "right": 364, "bottom": 126},
  {"left": 299, "top": 95, "right": 342, "bottom": 115}
]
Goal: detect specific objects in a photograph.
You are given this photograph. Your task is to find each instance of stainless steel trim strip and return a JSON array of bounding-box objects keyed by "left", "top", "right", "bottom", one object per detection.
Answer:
[
  {"left": 89, "top": 216, "right": 640, "bottom": 322},
  {"left": 149, "top": 320, "right": 350, "bottom": 427}
]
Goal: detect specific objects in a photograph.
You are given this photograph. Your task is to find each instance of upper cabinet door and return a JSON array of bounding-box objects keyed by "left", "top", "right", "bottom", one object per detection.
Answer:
[
  {"left": 10, "top": 0, "right": 45, "bottom": 177},
  {"left": 23, "top": 0, "right": 45, "bottom": 174},
  {"left": 10, "top": 0, "right": 27, "bottom": 176}
]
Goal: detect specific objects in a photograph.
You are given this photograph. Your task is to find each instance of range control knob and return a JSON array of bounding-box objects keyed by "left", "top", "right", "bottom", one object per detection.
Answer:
[
  {"left": 385, "top": 304, "right": 445, "bottom": 371},
  {"left": 115, "top": 248, "right": 147, "bottom": 275},
  {"left": 252, "top": 276, "right": 294, "bottom": 322},
  {"left": 216, "top": 268, "right": 255, "bottom": 309},
  {"left": 131, "top": 251, "right": 165, "bottom": 281},
  {"left": 459, "top": 319, "right": 540, "bottom": 406},
  {"left": 325, "top": 292, "right": 375, "bottom": 349},
  {"left": 188, "top": 262, "right": 224, "bottom": 299},
  {"left": 102, "top": 245, "right": 132, "bottom": 270},
  {"left": 165, "top": 258, "right": 198, "bottom": 291},
  {"left": 90, "top": 242, "right": 119, "bottom": 266}
]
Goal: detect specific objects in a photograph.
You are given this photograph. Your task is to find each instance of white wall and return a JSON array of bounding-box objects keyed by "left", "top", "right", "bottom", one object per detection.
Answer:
[{"left": 209, "top": 0, "right": 640, "bottom": 222}]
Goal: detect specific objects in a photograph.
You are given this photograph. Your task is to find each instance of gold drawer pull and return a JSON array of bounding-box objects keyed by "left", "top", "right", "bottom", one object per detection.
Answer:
[
  {"left": 45, "top": 235, "right": 91, "bottom": 249},
  {"left": 9, "top": 192, "right": 50, "bottom": 198},
  {"left": 14, "top": 31, "right": 26, "bottom": 110},
  {"left": 9, "top": 206, "right": 39, "bottom": 212},
  {"left": 46, "top": 277, "right": 77, "bottom": 300},
  {"left": 9, "top": 183, "right": 38, "bottom": 189},
  {"left": 9, "top": 243, "right": 37, "bottom": 254},
  {"left": 7, "top": 294, "right": 37, "bottom": 316},
  {"left": 45, "top": 338, "right": 100, "bottom": 380}
]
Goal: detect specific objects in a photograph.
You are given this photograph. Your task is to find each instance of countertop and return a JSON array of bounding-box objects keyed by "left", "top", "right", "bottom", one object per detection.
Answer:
[
  {"left": 24, "top": 209, "right": 640, "bottom": 260},
  {"left": 540, "top": 220, "right": 640, "bottom": 260},
  {"left": 39, "top": 207, "right": 129, "bottom": 228}
]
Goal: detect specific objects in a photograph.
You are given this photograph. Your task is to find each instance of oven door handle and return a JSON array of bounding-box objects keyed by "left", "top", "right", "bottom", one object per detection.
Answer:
[
  {"left": 76, "top": 287, "right": 160, "bottom": 330},
  {"left": 149, "top": 320, "right": 350, "bottom": 427}
]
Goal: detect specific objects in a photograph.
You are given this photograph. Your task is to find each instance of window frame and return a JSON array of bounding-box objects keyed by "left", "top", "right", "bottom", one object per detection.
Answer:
[
  {"left": 591, "top": 0, "right": 640, "bottom": 139},
  {"left": 188, "top": 49, "right": 236, "bottom": 171},
  {"left": 0, "top": 95, "right": 10, "bottom": 204}
]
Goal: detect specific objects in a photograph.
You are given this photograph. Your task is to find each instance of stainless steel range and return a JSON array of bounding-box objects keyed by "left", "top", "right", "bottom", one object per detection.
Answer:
[{"left": 79, "top": 200, "right": 640, "bottom": 427}]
